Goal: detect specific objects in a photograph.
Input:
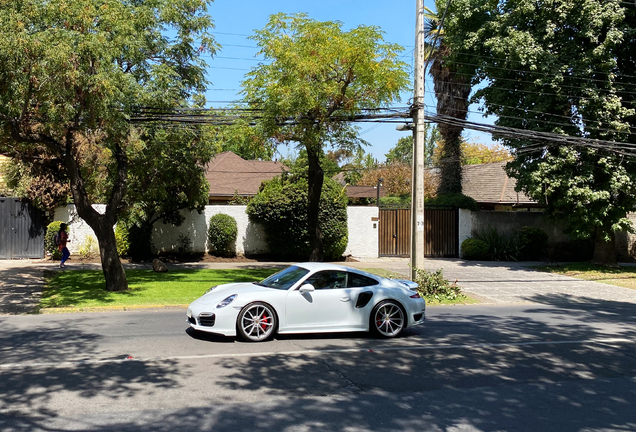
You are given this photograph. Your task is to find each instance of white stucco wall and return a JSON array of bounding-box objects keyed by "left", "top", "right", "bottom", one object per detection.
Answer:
[
  {"left": 53, "top": 205, "right": 106, "bottom": 254},
  {"left": 458, "top": 209, "right": 473, "bottom": 258},
  {"left": 151, "top": 206, "right": 269, "bottom": 255},
  {"left": 52, "top": 205, "right": 379, "bottom": 258},
  {"left": 345, "top": 206, "right": 379, "bottom": 258}
]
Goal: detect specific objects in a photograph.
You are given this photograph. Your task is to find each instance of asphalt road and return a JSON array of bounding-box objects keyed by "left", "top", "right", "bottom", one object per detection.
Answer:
[{"left": 2, "top": 302, "right": 636, "bottom": 432}]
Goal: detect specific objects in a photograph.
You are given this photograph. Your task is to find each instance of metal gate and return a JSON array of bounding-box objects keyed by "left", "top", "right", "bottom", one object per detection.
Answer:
[
  {"left": 0, "top": 198, "right": 46, "bottom": 259},
  {"left": 378, "top": 207, "right": 459, "bottom": 258}
]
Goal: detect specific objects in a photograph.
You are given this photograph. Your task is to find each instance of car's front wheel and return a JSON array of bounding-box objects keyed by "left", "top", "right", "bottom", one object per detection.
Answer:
[
  {"left": 371, "top": 300, "right": 405, "bottom": 338},
  {"left": 237, "top": 302, "right": 277, "bottom": 342}
]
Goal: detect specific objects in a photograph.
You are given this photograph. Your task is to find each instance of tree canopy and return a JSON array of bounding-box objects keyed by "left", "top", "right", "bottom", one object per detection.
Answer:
[
  {"left": 444, "top": 0, "right": 636, "bottom": 264},
  {"left": 0, "top": 0, "right": 216, "bottom": 289},
  {"left": 242, "top": 13, "right": 409, "bottom": 261}
]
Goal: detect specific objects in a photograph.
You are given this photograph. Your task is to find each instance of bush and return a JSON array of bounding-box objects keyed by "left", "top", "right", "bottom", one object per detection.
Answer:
[
  {"left": 78, "top": 236, "right": 98, "bottom": 259},
  {"left": 115, "top": 223, "right": 130, "bottom": 257},
  {"left": 413, "top": 267, "right": 463, "bottom": 301},
  {"left": 247, "top": 176, "right": 348, "bottom": 260},
  {"left": 515, "top": 226, "right": 548, "bottom": 260},
  {"left": 45, "top": 221, "right": 66, "bottom": 260},
  {"left": 461, "top": 238, "right": 489, "bottom": 260},
  {"left": 208, "top": 214, "right": 238, "bottom": 257},
  {"left": 425, "top": 193, "right": 480, "bottom": 211},
  {"left": 176, "top": 233, "right": 194, "bottom": 255},
  {"left": 473, "top": 227, "right": 521, "bottom": 261}
]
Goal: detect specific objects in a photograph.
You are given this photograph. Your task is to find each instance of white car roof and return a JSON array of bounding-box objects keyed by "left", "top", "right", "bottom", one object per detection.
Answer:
[{"left": 294, "top": 262, "right": 361, "bottom": 273}]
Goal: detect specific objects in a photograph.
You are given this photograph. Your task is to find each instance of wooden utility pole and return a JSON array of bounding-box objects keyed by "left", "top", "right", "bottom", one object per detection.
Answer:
[{"left": 410, "top": 0, "right": 426, "bottom": 278}]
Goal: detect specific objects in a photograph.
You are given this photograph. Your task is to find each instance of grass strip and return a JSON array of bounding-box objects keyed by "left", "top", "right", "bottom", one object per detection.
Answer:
[
  {"left": 41, "top": 268, "right": 276, "bottom": 310},
  {"left": 533, "top": 262, "right": 636, "bottom": 290}
]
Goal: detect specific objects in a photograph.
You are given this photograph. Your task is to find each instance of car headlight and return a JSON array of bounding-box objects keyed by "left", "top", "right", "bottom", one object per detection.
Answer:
[
  {"left": 205, "top": 285, "right": 218, "bottom": 294},
  {"left": 216, "top": 294, "right": 237, "bottom": 308}
]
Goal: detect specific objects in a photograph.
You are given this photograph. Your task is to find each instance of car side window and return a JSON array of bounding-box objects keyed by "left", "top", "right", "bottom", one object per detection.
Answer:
[
  {"left": 347, "top": 273, "right": 379, "bottom": 288},
  {"left": 305, "top": 271, "right": 348, "bottom": 290}
]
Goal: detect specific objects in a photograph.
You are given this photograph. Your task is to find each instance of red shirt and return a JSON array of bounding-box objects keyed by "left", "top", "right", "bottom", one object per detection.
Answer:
[{"left": 58, "top": 231, "right": 68, "bottom": 251}]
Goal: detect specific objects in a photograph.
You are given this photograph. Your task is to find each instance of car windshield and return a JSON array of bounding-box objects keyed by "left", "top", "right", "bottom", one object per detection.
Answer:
[{"left": 258, "top": 266, "right": 309, "bottom": 290}]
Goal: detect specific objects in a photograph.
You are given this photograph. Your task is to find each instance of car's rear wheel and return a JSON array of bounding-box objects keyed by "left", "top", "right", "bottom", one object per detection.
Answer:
[
  {"left": 237, "top": 302, "right": 277, "bottom": 342},
  {"left": 371, "top": 300, "right": 405, "bottom": 338}
]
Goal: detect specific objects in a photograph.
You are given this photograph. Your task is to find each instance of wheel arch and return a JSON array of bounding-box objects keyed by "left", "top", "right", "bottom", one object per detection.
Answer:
[
  {"left": 236, "top": 300, "right": 281, "bottom": 334},
  {"left": 369, "top": 298, "right": 409, "bottom": 330}
]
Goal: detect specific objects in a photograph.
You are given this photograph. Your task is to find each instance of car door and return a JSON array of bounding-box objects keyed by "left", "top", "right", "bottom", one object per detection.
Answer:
[{"left": 285, "top": 270, "right": 355, "bottom": 330}]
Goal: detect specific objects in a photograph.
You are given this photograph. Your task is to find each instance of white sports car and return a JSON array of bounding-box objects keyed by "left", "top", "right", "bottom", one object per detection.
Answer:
[{"left": 187, "top": 262, "right": 426, "bottom": 342}]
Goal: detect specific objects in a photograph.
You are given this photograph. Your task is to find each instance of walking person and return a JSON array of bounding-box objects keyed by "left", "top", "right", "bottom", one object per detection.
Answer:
[{"left": 58, "top": 223, "right": 70, "bottom": 268}]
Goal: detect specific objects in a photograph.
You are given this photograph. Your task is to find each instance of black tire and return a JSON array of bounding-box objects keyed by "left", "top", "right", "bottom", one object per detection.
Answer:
[
  {"left": 237, "top": 302, "right": 277, "bottom": 342},
  {"left": 370, "top": 300, "right": 405, "bottom": 338}
]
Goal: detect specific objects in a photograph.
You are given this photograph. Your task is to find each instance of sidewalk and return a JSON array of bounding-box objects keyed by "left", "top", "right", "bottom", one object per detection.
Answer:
[{"left": 2, "top": 257, "right": 636, "bottom": 314}]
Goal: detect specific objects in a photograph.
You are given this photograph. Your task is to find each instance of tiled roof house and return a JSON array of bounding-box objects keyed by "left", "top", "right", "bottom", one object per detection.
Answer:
[
  {"left": 461, "top": 163, "right": 540, "bottom": 210},
  {"left": 205, "top": 152, "right": 287, "bottom": 203}
]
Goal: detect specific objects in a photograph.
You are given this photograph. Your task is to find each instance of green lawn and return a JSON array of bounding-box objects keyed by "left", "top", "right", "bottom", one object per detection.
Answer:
[
  {"left": 534, "top": 262, "right": 636, "bottom": 290},
  {"left": 41, "top": 268, "right": 276, "bottom": 311},
  {"left": 41, "top": 266, "right": 479, "bottom": 312}
]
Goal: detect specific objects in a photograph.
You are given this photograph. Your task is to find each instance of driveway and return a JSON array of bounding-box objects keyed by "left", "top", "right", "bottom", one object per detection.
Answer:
[
  {"left": 2, "top": 257, "right": 636, "bottom": 314},
  {"left": 346, "top": 258, "right": 636, "bottom": 305}
]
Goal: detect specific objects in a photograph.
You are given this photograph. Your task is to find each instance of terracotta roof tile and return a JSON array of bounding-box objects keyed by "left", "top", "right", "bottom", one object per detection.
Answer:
[
  {"left": 461, "top": 163, "right": 535, "bottom": 204},
  {"left": 205, "top": 151, "right": 287, "bottom": 197}
]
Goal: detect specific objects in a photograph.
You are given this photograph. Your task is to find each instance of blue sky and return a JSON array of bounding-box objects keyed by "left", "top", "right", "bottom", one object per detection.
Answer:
[{"left": 204, "top": 0, "right": 492, "bottom": 162}]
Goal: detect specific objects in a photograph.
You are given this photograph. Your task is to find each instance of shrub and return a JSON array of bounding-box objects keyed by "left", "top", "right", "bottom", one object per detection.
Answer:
[
  {"left": 176, "top": 233, "right": 194, "bottom": 255},
  {"left": 45, "top": 221, "right": 66, "bottom": 260},
  {"left": 247, "top": 176, "right": 348, "bottom": 260},
  {"left": 115, "top": 223, "right": 130, "bottom": 257},
  {"left": 413, "top": 267, "right": 463, "bottom": 301},
  {"left": 473, "top": 227, "right": 521, "bottom": 261},
  {"left": 208, "top": 214, "right": 238, "bottom": 257},
  {"left": 461, "top": 238, "right": 489, "bottom": 260},
  {"left": 78, "top": 236, "right": 98, "bottom": 259},
  {"left": 425, "top": 193, "right": 480, "bottom": 211},
  {"left": 515, "top": 226, "right": 548, "bottom": 260}
]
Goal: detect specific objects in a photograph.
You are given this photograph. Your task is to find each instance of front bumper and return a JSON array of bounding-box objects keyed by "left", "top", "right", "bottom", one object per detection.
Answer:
[{"left": 187, "top": 307, "right": 239, "bottom": 337}]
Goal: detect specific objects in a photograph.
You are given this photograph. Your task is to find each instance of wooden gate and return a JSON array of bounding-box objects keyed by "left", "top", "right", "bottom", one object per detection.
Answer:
[
  {"left": 0, "top": 198, "right": 46, "bottom": 259},
  {"left": 378, "top": 209, "right": 411, "bottom": 257},
  {"left": 378, "top": 207, "right": 459, "bottom": 258}
]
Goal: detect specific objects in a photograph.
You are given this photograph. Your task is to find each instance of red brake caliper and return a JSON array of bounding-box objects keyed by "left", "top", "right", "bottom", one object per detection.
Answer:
[{"left": 261, "top": 313, "right": 268, "bottom": 331}]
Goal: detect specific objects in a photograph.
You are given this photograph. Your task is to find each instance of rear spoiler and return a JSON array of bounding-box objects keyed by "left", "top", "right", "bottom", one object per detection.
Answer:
[{"left": 395, "top": 279, "right": 419, "bottom": 290}]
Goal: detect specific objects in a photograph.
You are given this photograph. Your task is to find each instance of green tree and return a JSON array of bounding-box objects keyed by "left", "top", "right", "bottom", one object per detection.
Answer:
[
  {"left": 242, "top": 13, "right": 408, "bottom": 261},
  {"left": 207, "top": 112, "right": 275, "bottom": 161},
  {"left": 448, "top": 0, "right": 636, "bottom": 265},
  {"left": 0, "top": 0, "right": 216, "bottom": 290},
  {"left": 123, "top": 125, "right": 214, "bottom": 260},
  {"left": 247, "top": 175, "right": 348, "bottom": 260},
  {"left": 387, "top": 124, "right": 440, "bottom": 165}
]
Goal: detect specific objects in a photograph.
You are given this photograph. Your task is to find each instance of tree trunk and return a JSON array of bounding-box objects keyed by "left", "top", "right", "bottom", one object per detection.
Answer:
[
  {"left": 64, "top": 135, "right": 129, "bottom": 291},
  {"left": 437, "top": 131, "right": 463, "bottom": 195},
  {"left": 591, "top": 226, "right": 618, "bottom": 267},
  {"left": 306, "top": 144, "right": 324, "bottom": 262},
  {"left": 93, "top": 220, "right": 129, "bottom": 291}
]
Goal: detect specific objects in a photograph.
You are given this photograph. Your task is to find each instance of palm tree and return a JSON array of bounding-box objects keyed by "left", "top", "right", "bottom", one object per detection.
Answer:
[{"left": 423, "top": 6, "right": 472, "bottom": 195}]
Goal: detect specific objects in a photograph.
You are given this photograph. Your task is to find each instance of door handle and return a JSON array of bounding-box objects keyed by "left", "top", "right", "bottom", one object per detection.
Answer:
[{"left": 340, "top": 297, "right": 350, "bottom": 302}]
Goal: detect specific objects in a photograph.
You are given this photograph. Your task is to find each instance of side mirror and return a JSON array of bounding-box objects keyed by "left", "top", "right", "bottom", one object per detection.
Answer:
[{"left": 299, "top": 284, "right": 315, "bottom": 294}]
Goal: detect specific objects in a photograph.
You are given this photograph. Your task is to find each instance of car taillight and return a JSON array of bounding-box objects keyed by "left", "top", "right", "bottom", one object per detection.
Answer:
[{"left": 410, "top": 292, "right": 421, "bottom": 298}]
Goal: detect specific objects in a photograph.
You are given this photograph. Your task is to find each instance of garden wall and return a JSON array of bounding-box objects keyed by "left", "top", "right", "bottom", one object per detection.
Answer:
[
  {"left": 54, "top": 205, "right": 379, "bottom": 259},
  {"left": 459, "top": 209, "right": 636, "bottom": 261}
]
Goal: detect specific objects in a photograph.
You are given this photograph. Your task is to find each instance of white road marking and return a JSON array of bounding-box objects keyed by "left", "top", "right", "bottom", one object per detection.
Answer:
[{"left": 0, "top": 337, "right": 633, "bottom": 370}]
